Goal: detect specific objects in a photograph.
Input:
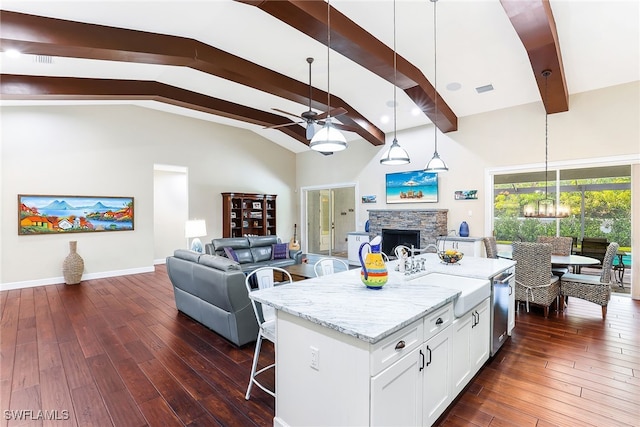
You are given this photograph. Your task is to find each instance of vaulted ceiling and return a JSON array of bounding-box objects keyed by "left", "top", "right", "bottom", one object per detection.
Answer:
[{"left": 1, "top": 1, "right": 638, "bottom": 153}]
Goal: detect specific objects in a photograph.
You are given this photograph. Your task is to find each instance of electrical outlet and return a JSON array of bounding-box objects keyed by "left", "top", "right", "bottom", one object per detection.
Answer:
[{"left": 310, "top": 346, "right": 319, "bottom": 370}]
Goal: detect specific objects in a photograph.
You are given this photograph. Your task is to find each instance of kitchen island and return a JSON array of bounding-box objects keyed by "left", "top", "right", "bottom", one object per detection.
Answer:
[{"left": 250, "top": 253, "right": 515, "bottom": 426}]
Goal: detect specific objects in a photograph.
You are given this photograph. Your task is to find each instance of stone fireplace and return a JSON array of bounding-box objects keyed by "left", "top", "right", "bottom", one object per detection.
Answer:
[{"left": 367, "top": 209, "right": 448, "bottom": 252}]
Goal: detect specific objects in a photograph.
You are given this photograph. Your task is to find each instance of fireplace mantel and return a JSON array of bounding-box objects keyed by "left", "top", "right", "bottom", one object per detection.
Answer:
[{"left": 367, "top": 209, "right": 448, "bottom": 250}]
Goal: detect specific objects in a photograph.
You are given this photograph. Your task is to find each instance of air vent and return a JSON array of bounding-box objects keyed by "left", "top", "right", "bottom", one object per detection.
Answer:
[
  {"left": 34, "top": 55, "right": 54, "bottom": 64},
  {"left": 475, "top": 84, "right": 494, "bottom": 94}
]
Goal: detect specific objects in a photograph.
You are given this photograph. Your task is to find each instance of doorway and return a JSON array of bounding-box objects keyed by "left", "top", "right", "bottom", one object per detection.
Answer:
[{"left": 303, "top": 185, "right": 356, "bottom": 257}]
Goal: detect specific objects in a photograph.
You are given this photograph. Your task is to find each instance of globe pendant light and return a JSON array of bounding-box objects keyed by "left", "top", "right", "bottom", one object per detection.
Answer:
[
  {"left": 380, "top": 0, "right": 410, "bottom": 166},
  {"left": 310, "top": 0, "right": 347, "bottom": 153},
  {"left": 424, "top": 0, "right": 448, "bottom": 172},
  {"left": 523, "top": 70, "right": 570, "bottom": 219}
]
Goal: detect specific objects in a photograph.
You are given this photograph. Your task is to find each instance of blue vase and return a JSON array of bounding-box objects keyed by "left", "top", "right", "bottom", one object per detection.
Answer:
[{"left": 459, "top": 221, "right": 469, "bottom": 237}]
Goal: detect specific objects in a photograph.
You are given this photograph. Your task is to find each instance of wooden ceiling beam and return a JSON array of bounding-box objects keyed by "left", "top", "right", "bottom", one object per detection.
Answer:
[
  {"left": 237, "top": 0, "right": 458, "bottom": 133},
  {"left": 500, "top": 0, "right": 569, "bottom": 113},
  {"left": 0, "top": 74, "right": 310, "bottom": 144},
  {"left": 0, "top": 10, "right": 384, "bottom": 146}
]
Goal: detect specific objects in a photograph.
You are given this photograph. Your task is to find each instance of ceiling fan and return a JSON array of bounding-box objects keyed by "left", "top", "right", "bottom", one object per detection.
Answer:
[{"left": 268, "top": 57, "right": 347, "bottom": 140}]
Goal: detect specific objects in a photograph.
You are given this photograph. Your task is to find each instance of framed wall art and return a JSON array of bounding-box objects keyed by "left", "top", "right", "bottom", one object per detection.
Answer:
[
  {"left": 386, "top": 170, "right": 438, "bottom": 204},
  {"left": 454, "top": 190, "right": 478, "bottom": 200},
  {"left": 361, "top": 195, "right": 377, "bottom": 204},
  {"left": 18, "top": 194, "right": 134, "bottom": 235}
]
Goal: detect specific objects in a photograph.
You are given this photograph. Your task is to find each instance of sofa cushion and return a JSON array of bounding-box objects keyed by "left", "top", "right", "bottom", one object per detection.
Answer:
[
  {"left": 223, "top": 247, "right": 239, "bottom": 262},
  {"left": 271, "top": 243, "right": 289, "bottom": 260},
  {"left": 174, "top": 249, "right": 201, "bottom": 262},
  {"left": 248, "top": 235, "right": 279, "bottom": 247},
  {"left": 212, "top": 237, "right": 250, "bottom": 251},
  {"left": 198, "top": 254, "right": 241, "bottom": 271},
  {"left": 251, "top": 246, "right": 273, "bottom": 263},
  {"left": 234, "top": 248, "right": 254, "bottom": 264}
]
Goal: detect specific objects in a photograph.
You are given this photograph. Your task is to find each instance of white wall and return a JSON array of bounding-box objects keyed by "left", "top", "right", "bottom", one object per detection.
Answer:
[
  {"left": 153, "top": 165, "right": 188, "bottom": 262},
  {"left": 297, "top": 81, "right": 640, "bottom": 238},
  {"left": 1, "top": 105, "right": 296, "bottom": 288}
]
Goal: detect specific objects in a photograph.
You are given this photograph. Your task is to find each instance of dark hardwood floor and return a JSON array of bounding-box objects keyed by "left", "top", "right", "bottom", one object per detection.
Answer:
[{"left": 1, "top": 265, "right": 638, "bottom": 426}]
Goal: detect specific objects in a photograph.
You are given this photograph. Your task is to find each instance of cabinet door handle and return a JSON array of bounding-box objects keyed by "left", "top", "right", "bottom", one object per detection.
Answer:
[
  {"left": 395, "top": 340, "right": 406, "bottom": 350},
  {"left": 435, "top": 317, "right": 444, "bottom": 326},
  {"left": 426, "top": 346, "right": 432, "bottom": 367},
  {"left": 419, "top": 349, "right": 425, "bottom": 371},
  {"left": 509, "top": 284, "right": 513, "bottom": 295}
]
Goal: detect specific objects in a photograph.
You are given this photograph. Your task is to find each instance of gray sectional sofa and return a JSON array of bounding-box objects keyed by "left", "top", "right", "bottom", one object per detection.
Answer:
[
  {"left": 205, "top": 235, "right": 302, "bottom": 273},
  {"left": 166, "top": 249, "right": 258, "bottom": 347}
]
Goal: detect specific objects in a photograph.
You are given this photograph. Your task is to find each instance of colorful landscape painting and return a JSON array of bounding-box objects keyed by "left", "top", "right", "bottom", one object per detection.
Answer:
[
  {"left": 386, "top": 170, "right": 438, "bottom": 204},
  {"left": 18, "top": 195, "right": 134, "bottom": 235}
]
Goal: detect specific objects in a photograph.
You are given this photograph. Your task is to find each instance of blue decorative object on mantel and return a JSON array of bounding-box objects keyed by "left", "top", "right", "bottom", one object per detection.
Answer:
[
  {"left": 365, "top": 220, "right": 370, "bottom": 232},
  {"left": 459, "top": 221, "right": 469, "bottom": 237}
]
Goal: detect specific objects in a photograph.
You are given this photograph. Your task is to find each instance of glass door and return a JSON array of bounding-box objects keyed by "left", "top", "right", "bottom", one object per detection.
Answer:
[{"left": 304, "top": 186, "right": 355, "bottom": 257}]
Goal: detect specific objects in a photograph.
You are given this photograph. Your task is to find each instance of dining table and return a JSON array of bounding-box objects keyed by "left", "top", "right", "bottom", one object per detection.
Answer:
[{"left": 497, "top": 251, "right": 601, "bottom": 270}]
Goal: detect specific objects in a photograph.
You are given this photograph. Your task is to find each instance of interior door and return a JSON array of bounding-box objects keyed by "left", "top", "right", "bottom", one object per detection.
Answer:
[{"left": 304, "top": 186, "right": 355, "bottom": 256}]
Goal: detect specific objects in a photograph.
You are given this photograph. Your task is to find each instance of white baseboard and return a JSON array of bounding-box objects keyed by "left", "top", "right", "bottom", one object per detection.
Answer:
[
  {"left": 154, "top": 258, "right": 167, "bottom": 265},
  {"left": 0, "top": 265, "right": 155, "bottom": 291}
]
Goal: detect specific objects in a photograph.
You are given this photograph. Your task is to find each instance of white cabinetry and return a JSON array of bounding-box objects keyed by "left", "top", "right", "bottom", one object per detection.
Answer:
[
  {"left": 370, "top": 303, "right": 453, "bottom": 426},
  {"left": 439, "top": 237, "right": 483, "bottom": 257},
  {"left": 451, "top": 298, "right": 490, "bottom": 396},
  {"left": 276, "top": 303, "right": 453, "bottom": 427},
  {"left": 347, "top": 232, "right": 370, "bottom": 265}
]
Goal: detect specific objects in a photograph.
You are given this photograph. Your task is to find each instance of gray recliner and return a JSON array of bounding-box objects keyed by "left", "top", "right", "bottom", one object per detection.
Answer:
[{"left": 166, "top": 249, "right": 259, "bottom": 346}]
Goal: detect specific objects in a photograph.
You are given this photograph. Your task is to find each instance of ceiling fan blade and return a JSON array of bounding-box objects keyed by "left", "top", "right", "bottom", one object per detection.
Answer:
[
  {"left": 272, "top": 108, "right": 302, "bottom": 119},
  {"left": 306, "top": 122, "right": 316, "bottom": 140},
  {"left": 265, "top": 121, "right": 303, "bottom": 130},
  {"left": 316, "top": 107, "right": 348, "bottom": 120}
]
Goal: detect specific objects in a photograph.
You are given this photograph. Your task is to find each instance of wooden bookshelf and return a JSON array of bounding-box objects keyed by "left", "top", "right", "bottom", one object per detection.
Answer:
[{"left": 221, "top": 192, "right": 277, "bottom": 238}]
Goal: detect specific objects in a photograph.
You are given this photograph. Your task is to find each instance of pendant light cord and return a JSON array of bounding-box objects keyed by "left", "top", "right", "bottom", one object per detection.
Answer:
[
  {"left": 433, "top": 0, "right": 438, "bottom": 152},
  {"left": 543, "top": 70, "right": 550, "bottom": 200},
  {"left": 393, "top": 0, "right": 397, "bottom": 140},
  {"left": 327, "top": 0, "right": 331, "bottom": 118}
]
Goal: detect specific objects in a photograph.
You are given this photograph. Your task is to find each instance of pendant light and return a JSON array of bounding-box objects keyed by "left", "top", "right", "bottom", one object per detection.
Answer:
[
  {"left": 523, "top": 70, "right": 570, "bottom": 218},
  {"left": 310, "top": 0, "right": 347, "bottom": 153},
  {"left": 380, "top": 0, "right": 410, "bottom": 166},
  {"left": 424, "top": 0, "right": 448, "bottom": 172}
]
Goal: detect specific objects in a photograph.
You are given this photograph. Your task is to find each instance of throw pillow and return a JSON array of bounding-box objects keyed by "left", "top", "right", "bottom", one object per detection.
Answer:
[
  {"left": 223, "top": 247, "right": 239, "bottom": 262},
  {"left": 271, "top": 243, "right": 289, "bottom": 260}
]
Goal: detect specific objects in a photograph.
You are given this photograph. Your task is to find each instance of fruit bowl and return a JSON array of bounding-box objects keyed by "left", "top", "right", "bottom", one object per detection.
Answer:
[{"left": 438, "top": 250, "right": 464, "bottom": 264}]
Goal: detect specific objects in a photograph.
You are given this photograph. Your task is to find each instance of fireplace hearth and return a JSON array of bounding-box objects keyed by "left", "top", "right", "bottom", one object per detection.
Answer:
[
  {"left": 381, "top": 229, "right": 420, "bottom": 257},
  {"left": 367, "top": 209, "right": 448, "bottom": 253}
]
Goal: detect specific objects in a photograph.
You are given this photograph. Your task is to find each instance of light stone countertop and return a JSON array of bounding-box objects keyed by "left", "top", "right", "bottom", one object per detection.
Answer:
[{"left": 250, "top": 254, "right": 516, "bottom": 344}]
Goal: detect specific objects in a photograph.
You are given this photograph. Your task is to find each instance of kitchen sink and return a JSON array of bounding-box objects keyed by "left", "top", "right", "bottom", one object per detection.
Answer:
[{"left": 421, "top": 273, "right": 491, "bottom": 317}]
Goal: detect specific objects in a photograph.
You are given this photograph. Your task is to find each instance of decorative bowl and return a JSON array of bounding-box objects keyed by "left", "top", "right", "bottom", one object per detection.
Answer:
[{"left": 438, "top": 250, "right": 464, "bottom": 264}]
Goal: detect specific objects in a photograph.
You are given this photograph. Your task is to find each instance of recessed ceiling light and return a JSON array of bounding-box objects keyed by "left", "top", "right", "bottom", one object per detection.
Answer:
[
  {"left": 411, "top": 107, "right": 422, "bottom": 116},
  {"left": 446, "top": 82, "right": 462, "bottom": 91},
  {"left": 4, "top": 49, "right": 21, "bottom": 58},
  {"left": 380, "top": 115, "right": 390, "bottom": 124},
  {"left": 385, "top": 100, "right": 398, "bottom": 108},
  {"left": 475, "top": 84, "right": 494, "bottom": 94}
]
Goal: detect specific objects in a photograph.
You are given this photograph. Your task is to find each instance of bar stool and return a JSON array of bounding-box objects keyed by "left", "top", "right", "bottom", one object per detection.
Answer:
[{"left": 244, "top": 266, "right": 292, "bottom": 400}]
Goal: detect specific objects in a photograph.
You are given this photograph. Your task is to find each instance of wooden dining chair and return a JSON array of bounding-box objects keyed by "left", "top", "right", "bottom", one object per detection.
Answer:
[
  {"left": 512, "top": 242, "right": 560, "bottom": 317},
  {"left": 560, "top": 242, "right": 619, "bottom": 318}
]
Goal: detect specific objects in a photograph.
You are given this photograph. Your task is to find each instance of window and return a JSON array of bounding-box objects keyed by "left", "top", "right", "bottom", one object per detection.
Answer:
[{"left": 493, "top": 165, "right": 631, "bottom": 248}]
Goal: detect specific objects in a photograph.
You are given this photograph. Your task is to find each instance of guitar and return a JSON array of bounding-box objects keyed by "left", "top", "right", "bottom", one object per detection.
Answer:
[{"left": 289, "top": 224, "right": 301, "bottom": 250}]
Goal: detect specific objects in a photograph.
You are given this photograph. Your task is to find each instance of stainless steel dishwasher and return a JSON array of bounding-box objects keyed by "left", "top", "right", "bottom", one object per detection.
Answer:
[{"left": 490, "top": 268, "right": 515, "bottom": 356}]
